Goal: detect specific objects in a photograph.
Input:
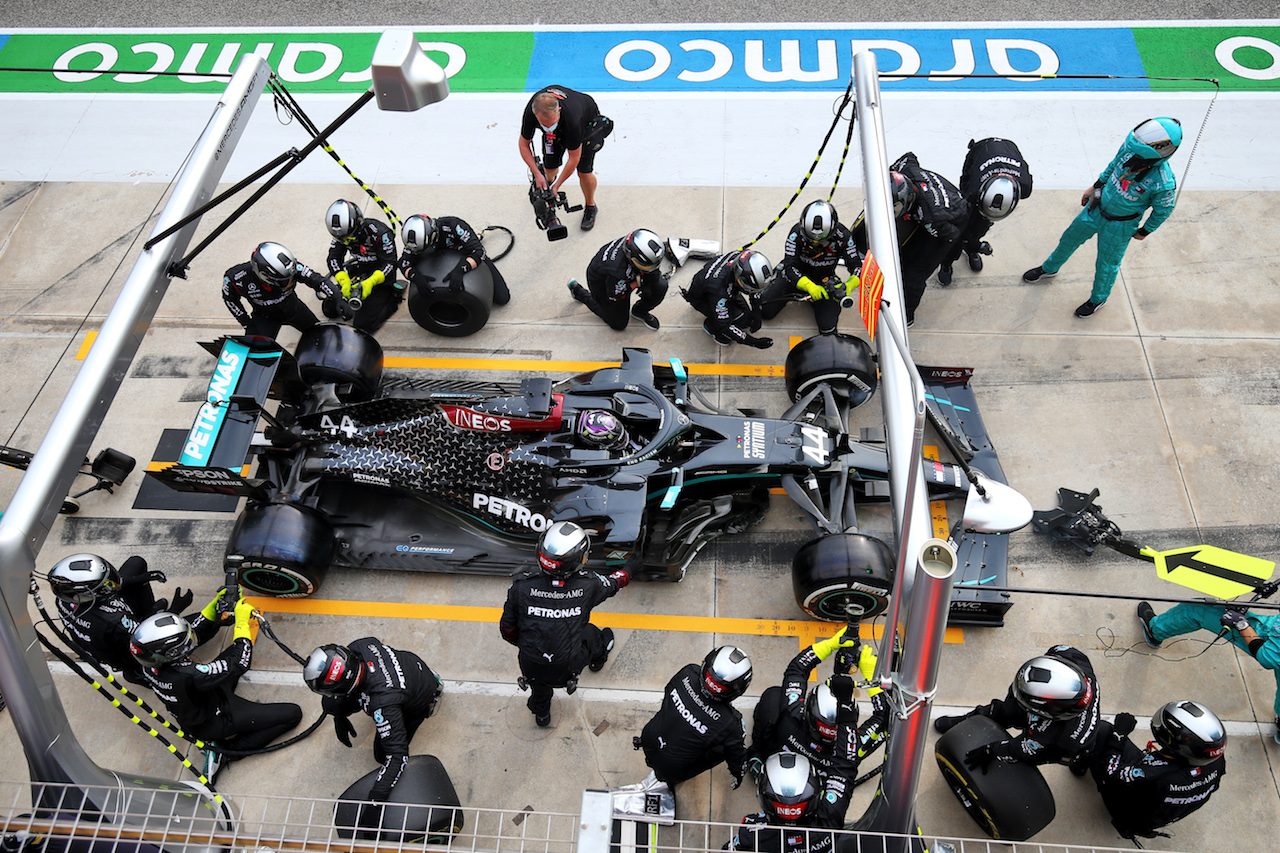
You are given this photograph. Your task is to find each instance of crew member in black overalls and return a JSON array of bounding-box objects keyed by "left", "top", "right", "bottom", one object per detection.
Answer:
[
  {"left": 682, "top": 250, "right": 774, "bottom": 348},
  {"left": 569, "top": 229, "right": 667, "bottom": 331},
  {"left": 323, "top": 199, "right": 402, "bottom": 333},
  {"left": 223, "top": 242, "right": 335, "bottom": 338},
  {"left": 518, "top": 85, "right": 613, "bottom": 231},
  {"left": 399, "top": 213, "right": 510, "bottom": 306},
  {"left": 761, "top": 200, "right": 862, "bottom": 336},
  {"left": 938, "top": 137, "right": 1033, "bottom": 285}
]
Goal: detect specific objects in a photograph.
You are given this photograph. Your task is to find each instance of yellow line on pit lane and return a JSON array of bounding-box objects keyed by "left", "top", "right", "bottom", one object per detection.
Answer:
[
  {"left": 383, "top": 355, "right": 784, "bottom": 377},
  {"left": 247, "top": 597, "right": 965, "bottom": 650}
]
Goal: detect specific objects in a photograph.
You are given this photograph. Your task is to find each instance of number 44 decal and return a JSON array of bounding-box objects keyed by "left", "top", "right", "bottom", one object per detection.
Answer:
[
  {"left": 800, "top": 425, "right": 829, "bottom": 465},
  {"left": 319, "top": 414, "right": 360, "bottom": 438}
]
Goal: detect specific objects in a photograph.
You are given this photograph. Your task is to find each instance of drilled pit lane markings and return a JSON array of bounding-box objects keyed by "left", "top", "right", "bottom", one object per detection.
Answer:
[{"left": 247, "top": 597, "right": 964, "bottom": 651}]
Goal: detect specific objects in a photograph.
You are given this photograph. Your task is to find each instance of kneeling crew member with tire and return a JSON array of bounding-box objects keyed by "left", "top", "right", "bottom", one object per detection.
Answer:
[
  {"left": 500, "top": 521, "right": 629, "bottom": 727},
  {"left": 324, "top": 199, "right": 403, "bottom": 333},
  {"left": 637, "top": 645, "right": 753, "bottom": 790},
  {"left": 303, "top": 638, "right": 444, "bottom": 831},
  {"left": 399, "top": 214, "right": 510, "bottom": 306},
  {"left": 936, "top": 645, "right": 1102, "bottom": 775},
  {"left": 683, "top": 250, "right": 774, "bottom": 348},
  {"left": 569, "top": 229, "right": 666, "bottom": 331}
]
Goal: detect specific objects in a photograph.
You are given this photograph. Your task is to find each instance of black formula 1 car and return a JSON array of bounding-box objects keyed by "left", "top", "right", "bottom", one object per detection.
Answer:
[{"left": 151, "top": 324, "right": 1030, "bottom": 624}]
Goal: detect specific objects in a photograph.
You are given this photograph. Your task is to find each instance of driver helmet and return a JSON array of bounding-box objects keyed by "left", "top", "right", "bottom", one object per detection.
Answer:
[
  {"left": 1127, "top": 117, "right": 1182, "bottom": 162},
  {"left": 757, "top": 752, "right": 818, "bottom": 824},
  {"left": 732, "top": 251, "right": 773, "bottom": 295},
  {"left": 699, "top": 645, "right": 753, "bottom": 701},
  {"left": 325, "top": 199, "right": 364, "bottom": 240},
  {"left": 536, "top": 521, "right": 591, "bottom": 578},
  {"left": 249, "top": 242, "right": 297, "bottom": 289},
  {"left": 978, "top": 175, "right": 1020, "bottom": 221},
  {"left": 47, "top": 553, "right": 121, "bottom": 607},
  {"left": 625, "top": 229, "right": 664, "bottom": 272},
  {"left": 804, "top": 682, "right": 841, "bottom": 743},
  {"left": 890, "top": 171, "right": 917, "bottom": 219},
  {"left": 1012, "top": 654, "right": 1092, "bottom": 721},
  {"left": 303, "top": 643, "right": 366, "bottom": 697},
  {"left": 129, "top": 612, "right": 198, "bottom": 667},
  {"left": 400, "top": 215, "right": 439, "bottom": 254},
  {"left": 1151, "top": 700, "right": 1226, "bottom": 766},
  {"left": 799, "top": 200, "right": 837, "bottom": 244},
  {"left": 577, "top": 410, "right": 628, "bottom": 449}
]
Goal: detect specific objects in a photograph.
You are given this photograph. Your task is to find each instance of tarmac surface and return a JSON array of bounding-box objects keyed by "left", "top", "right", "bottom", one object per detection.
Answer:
[{"left": 2, "top": 20, "right": 1280, "bottom": 853}]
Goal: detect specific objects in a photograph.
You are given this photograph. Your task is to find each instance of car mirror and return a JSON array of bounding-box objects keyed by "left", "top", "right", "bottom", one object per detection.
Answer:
[{"left": 961, "top": 473, "right": 1033, "bottom": 534}]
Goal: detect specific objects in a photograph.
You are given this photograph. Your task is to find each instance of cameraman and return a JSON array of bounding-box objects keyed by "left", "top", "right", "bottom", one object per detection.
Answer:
[{"left": 518, "top": 85, "right": 612, "bottom": 232}]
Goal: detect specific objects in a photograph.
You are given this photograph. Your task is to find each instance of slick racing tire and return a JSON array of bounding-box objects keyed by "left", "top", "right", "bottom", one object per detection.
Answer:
[
  {"left": 294, "top": 323, "right": 383, "bottom": 403},
  {"left": 784, "top": 333, "right": 877, "bottom": 408},
  {"left": 336, "top": 755, "right": 464, "bottom": 843},
  {"left": 226, "top": 503, "right": 336, "bottom": 598},
  {"left": 791, "top": 533, "right": 895, "bottom": 621},
  {"left": 935, "top": 715, "right": 1056, "bottom": 841},
  {"left": 406, "top": 249, "right": 494, "bottom": 338}
]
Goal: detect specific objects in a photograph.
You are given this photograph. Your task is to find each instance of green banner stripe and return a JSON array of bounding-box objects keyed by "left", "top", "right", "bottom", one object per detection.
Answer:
[{"left": 1135, "top": 25, "right": 1280, "bottom": 90}]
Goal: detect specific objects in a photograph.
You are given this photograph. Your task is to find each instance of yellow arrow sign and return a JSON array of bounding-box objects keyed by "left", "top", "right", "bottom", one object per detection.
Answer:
[{"left": 1150, "top": 545, "right": 1275, "bottom": 599}]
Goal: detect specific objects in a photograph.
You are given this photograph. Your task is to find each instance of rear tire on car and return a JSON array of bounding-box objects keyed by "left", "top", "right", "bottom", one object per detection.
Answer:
[
  {"left": 406, "top": 250, "right": 494, "bottom": 338},
  {"left": 791, "top": 532, "right": 895, "bottom": 621},
  {"left": 934, "top": 715, "right": 1056, "bottom": 841},
  {"left": 784, "top": 333, "right": 878, "bottom": 408},
  {"left": 294, "top": 323, "right": 384, "bottom": 403},
  {"left": 226, "top": 503, "right": 336, "bottom": 598}
]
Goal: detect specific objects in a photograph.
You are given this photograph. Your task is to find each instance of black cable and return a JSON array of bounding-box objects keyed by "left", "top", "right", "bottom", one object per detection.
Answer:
[{"left": 480, "top": 226, "right": 515, "bottom": 262}]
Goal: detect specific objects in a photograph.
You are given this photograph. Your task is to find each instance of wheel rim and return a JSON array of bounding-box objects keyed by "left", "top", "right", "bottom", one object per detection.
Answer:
[
  {"left": 240, "top": 566, "right": 312, "bottom": 597},
  {"left": 428, "top": 302, "right": 472, "bottom": 329},
  {"left": 803, "top": 583, "right": 886, "bottom": 621}
]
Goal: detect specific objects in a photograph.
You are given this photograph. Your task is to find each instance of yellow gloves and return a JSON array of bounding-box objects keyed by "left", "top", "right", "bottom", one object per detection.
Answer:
[
  {"left": 796, "top": 276, "right": 828, "bottom": 300},
  {"left": 857, "top": 642, "right": 883, "bottom": 697},
  {"left": 844, "top": 274, "right": 860, "bottom": 294},
  {"left": 232, "top": 596, "right": 256, "bottom": 641},
  {"left": 200, "top": 588, "right": 227, "bottom": 620},
  {"left": 812, "top": 624, "right": 857, "bottom": 661},
  {"left": 359, "top": 270, "right": 385, "bottom": 300},
  {"left": 335, "top": 270, "right": 354, "bottom": 299}
]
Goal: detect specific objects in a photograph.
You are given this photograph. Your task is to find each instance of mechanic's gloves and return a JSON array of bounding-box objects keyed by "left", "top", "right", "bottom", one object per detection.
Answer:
[
  {"left": 232, "top": 596, "right": 256, "bottom": 641},
  {"left": 812, "top": 624, "right": 857, "bottom": 661},
  {"left": 746, "top": 755, "right": 764, "bottom": 781},
  {"left": 335, "top": 270, "right": 354, "bottom": 299},
  {"left": 745, "top": 335, "right": 774, "bottom": 350},
  {"left": 963, "top": 743, "right": 996, "bottom": 774},
  {"left": 445, "top": 261, "right": 469, "bottom": 293},
  {"left": 1112, "top": 712, "right": 1137, "bottom": 738},
  {"left": 796, "top": 276, "right": 828, "bottom": 300},
  {"left": 607, "top": 569, "right": 631, "bottom": 590},
  {"left": 333, "top": 713, "right": 357, "bottom": 747},
  {"left": 844, "top": 274, "right": 860, "bottom": 294},
  {"left": 358, "top": 270, "right": 386, "bottom": 300},
  {"left": 1220, "top": 608, "right": 1250, "bottom": 632},
  {"left": 828, "top": 673, "right": 855, "bottom": 705},
  {"left": 200, "top": 587, "right": 229, "bottom": 621},
  {"left": 730, "top": 772, "right": 745, "bottom": 790},
  {"left": 169, "top": 587, "right": 194, "bottom": 615}
]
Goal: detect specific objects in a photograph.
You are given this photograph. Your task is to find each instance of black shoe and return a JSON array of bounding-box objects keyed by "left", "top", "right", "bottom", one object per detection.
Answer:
[
  {"left": 1074, "top": 299, "right": 1104, "bottom": 318},
  {"left": 581, "top": 205, "right": 598, "bottom": 231},
  {"left": 1022, "top": 266, "right": 1057, "bottom": 283},
  {"left": 702, "top": 320, "right": 731, "bottom": 346},
  {"left": 535, "top": 711, "right": 551, "bottom": 728},
  {"left": 905, "top": 315, "right": 915, "bottom": 328},
  {"left": 589, "top": 628, "right": 615, "bottom": 672},
  {"left": 568, "top": 279, "right": 590, "bottom": 303},
  {"left": 933, "top": 714, "right": 966, "bottom": 734},
  {"left": 1273, "top": 717, "right": 1280, "bottom": 746},
  {"left": 937, "top": 263, "right": 953, "bottom": 286},
  {"left": 630, "top": 308, "right": 660, "bottom": 331},
  {"left": 1069, "top": 755, "right": 1090, "bottom": 777},
  {"left": 965, "top": 250, "right": 984, "bottom": 272},
  {"left": 1136, "top": 601, "right": 1162, "bottom": 648}
]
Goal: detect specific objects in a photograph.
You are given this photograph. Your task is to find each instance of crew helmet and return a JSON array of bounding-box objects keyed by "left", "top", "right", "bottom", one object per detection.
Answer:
[
  {"left": 303, "top": 643, "right": 366, "bottom": 697},
  {"left": 799, "top": 200, "right": 838, "bottom": 243},
  {"left": 325, "top": 199, "right": 364, "bottom": 239},
  {"left": 401, "top": 215, "right": 439, "bottom": 254},
  {"left": 1151, "top": 700, "right": 1226, "bottom": 766},
  {"left": 978, "top": 175, "right": 1020, "bottom": 221},
  {"left": 1127, "top": 117, "right": 1182, "bottom": 162},
  {"left": 536, "top": 520, "right": 591, "bottom": 578},
  {"left": 1012, "top": 654, "right": 1093, "bottom": 721},
  {"left": 732, "top": 251, "right": 773, "bottom": 295},
  {"left": 625, "top": 229, "right": 664, "bottom": 272},
  {"left": 890, "top": 171, "right": 917, "bottom": 218},
  {"left": 804, "top": 682, "right": 841, "bottom": 743},
  {"left": 699, "top": 645, "right": 753, "bottom": 702},
  {"left": 250, "top": 242, "right": 297, "bottom": 288},
  {"left": 577, "top": 409, "right": 628, "bottom": 449},
  {"left": 130, "top": 612, "right": 198, "bottom": 667},
  {"left": 48, "top": 553, "right": 121, "bottom": 607},
  {"left": 757, "top": 752, "right": 818, "bottom": 823}
]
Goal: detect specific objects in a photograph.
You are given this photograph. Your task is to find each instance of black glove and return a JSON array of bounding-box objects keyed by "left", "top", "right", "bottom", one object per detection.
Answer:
[
  {"left": 169, "top": 587, "right": 194, "bottom": 615},
  {"left": 1220, "top": 608, "right": 1250, "bottom": 632},
  {"left": 333, "top": 713, "right": 357, "bottom": 747},
  {"left": 1113, "top": 712, "right": 1137, "bottom": 737},
  {"left": 421, "top": 273, "right": 437, "bottom": 285},
  {"left": 746, "top": 336, "right": 774, "bottom": 350},
  {"left": 143, "top": 570, "right": 168, "bottom": 584},
  {"left": 445, "top": 262, "right": 468, "bottom": 293},
  {"left": 828, "top": 674, "right": 855, "bottom": 705},
  {"left": 964, "top": 743, "right": 996, "bottom": 773}
]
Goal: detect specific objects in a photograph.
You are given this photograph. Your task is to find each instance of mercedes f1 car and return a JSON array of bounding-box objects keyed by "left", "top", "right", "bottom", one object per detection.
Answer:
[{"left": 151, "top": 324, "right": 1030, "bottom": 625}]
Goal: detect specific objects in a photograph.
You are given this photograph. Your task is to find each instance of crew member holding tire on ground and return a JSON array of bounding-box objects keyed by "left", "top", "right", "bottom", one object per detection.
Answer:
[
  {"left": 303, "top": 638, "right": 444, "bottom": 834},
  {"left": 129, "top": 588, "right": 303, "bottom": 781},
  {"left": 568, "top": 229, "right": 667, "bottom": 331},
  {"left": 1087, "top": 700, "right": 1227, "bottom": 844},
  {"left": 934, "top": 645, "right": 1102, "bottom": 776},
  {"left": 323, "top": 199, "right": 403, "bottom": 333},
  {"left": 399, "top": 214, "right": 510, "bottom": 306},
  {"left": 499, "top": 521, "right": 628, "bottom": 728},
  {"left": 938, "top": 138, "right": 1033, "bottom": 286},
  {"left": 636, "top": 645, "right": 753, "bottom": 792},
  {"left": 761, "top": 200, "right": 861, "bottom": 336},
  {"left": 518, "top": 85, "right": 612, "bottom": 232},
  {"left": 682, "top": 250, "right": 774, "bottom": 348},
  {"left": 223, "top": 242, "right": 337, "bottom": 339}
]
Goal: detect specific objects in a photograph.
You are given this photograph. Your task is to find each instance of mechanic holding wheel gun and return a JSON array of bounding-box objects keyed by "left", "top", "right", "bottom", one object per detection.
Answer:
[
  {"left": 223, "top": 242, "right": 337, "bottom": 339},
  {"left": 303, "top": 638, "right": 444, "bottom": 835},
  {"left": 398, "top": 214, "right": 510, "bottom": 306},
  {"left": 323, "top": 199, "right": 403, "bottom": 333},
  {"left": 760, "top": 201, "right": 861, "bottom": 336},
  {"left": 500, "top": 521, "right": 628, "bottom": 728},
  {"left": 129, "top": 587, "right": 303, "bottom": 782}
]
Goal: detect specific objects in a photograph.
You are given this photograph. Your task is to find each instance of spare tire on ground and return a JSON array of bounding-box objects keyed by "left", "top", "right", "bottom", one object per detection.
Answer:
[
  {"left": 406, "top": 249, "right": 494, "bottom": 337},
  {"left": 335, "top": 754, "right": 464, "bottom": 843}
]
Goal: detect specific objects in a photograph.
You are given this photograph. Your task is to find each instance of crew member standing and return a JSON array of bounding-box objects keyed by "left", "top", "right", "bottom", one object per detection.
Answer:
[
  {"left": 518, "top": 85, "right": 613, "bottom": 231},
  {"left": 938, "top": 138, "right": 1034, "bottom": 285}
]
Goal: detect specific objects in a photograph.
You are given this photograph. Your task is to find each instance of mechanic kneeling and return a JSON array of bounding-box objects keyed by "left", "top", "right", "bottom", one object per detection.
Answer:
[
  {"left": 500, "top": 520, "right": 628, "bottom": 727},
  {"left": 323, "top": 199, "right": 403, "bottom": 333},
  {"left": 399, "top": 213, "right": 510, "bottom": 306},
  {"left": 303, "top": 638, "right": 444, "bottom": 832}
]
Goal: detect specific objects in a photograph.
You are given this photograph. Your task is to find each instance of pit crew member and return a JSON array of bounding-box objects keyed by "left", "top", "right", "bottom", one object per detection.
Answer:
[
  {"left": 223, "top": 242, "right": 336, "bottom": 339},
  {"left": 761, "top": 200, "right": 861, "bottom": 336},
  {"left": 938, "top": 137, "right": 1034, "bottom": 285},
  {"left": 324, "top": 199, "right": 402, "bottom": 333},
  {"left": 682, "top": 250, "right": 774, "bottom": 348},
  {"left": 568, "top": 229, "right": 666, "bottom": 331},
  {"left": 399, "top": 213, "right": 510, "bottom": 306}
]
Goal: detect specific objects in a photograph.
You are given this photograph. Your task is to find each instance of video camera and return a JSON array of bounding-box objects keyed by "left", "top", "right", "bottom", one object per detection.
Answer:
[{"left": 528, "top": 155, "right": 582, "bottom": 241}]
